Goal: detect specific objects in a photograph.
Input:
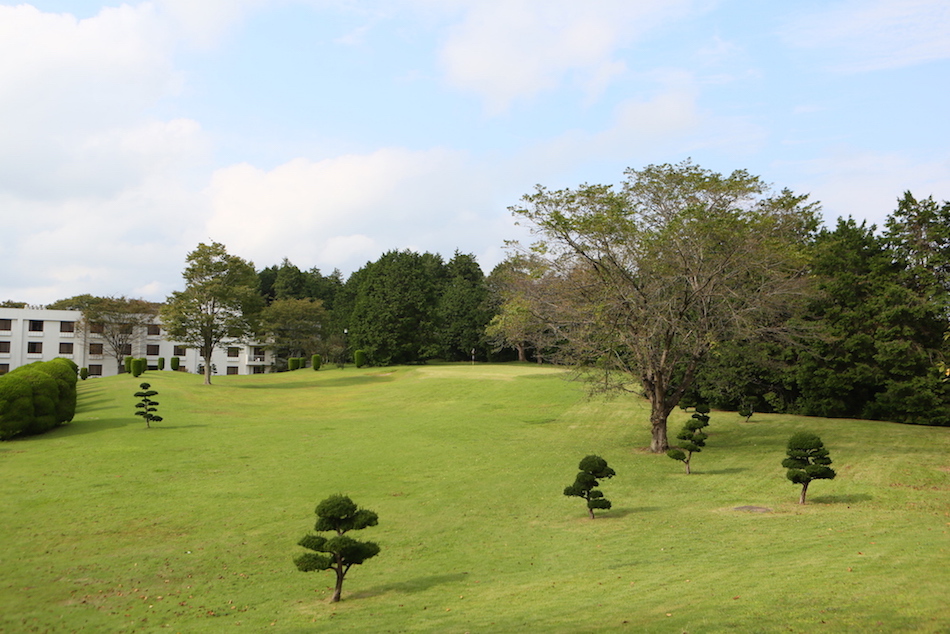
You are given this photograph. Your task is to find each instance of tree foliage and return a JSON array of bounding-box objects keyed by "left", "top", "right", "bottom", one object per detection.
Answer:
[
  {"left": 294, "top": 495, "right": 380, "bottom": 603},
  {"left": 134, "top": 382, "right": 162, "bottom": 428},
  {"left": 161, "top": 242, "right": 263, "bottom": 385},
  {"left": 510, "top": 160, "right": 819, "bottom": 451},
  {"left": 50, "top": 295, "right": 157, "bottom": 374},
  {"left": 782, "top": 432, "right": 835, "bottom": 504},
  {"left": 563, "top": 455, "right": 616, "bottom": 519},
  {"left": 666, "top": 405, "right": 710, "bottom": 474},
  {"left": 260, "top": 298, "right": 328, "bottom": 369}
]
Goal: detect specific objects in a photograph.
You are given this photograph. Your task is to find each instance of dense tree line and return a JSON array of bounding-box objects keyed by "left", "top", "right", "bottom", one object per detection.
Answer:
[{"left": 254, "top": 250, "right": 494, "bottom": 367}]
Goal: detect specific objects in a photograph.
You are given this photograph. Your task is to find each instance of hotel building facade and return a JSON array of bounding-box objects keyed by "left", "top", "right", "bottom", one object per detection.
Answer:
[{"left": 0, "top": 307, "right": 272, "bottom": 378}]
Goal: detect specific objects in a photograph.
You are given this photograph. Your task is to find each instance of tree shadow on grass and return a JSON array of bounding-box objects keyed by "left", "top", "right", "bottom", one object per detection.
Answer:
[
  {"left": 595, "top": 506, "right": 662, "bottom": 519},
  {"left": 809, "top": 493, "right": 873, "bottom": 505},
  {"left": 351, "top": 572, "right": 470, "bottom": 599},
  {"left": 699, "top": 467, "right": 750, "bottom": 475},
  {"left": 47, "top": 418, "right": 131, "bottom": 437}
]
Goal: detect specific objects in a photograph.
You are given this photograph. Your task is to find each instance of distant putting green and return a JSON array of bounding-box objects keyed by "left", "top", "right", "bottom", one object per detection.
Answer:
[{"left": 1, "top": 364, "right": 948, "bottom": 632}]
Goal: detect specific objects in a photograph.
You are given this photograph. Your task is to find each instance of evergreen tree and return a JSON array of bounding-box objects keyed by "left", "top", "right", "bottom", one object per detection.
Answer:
[
  {"left": 294, "top": 495, "right": 380, "bottom": 603},
  {"left": 782, "top": 432, "right": 835, "bottom": 504},
  {"left": 435, "top": 252, "right": 491, "bottom": 361},
  {"left": 666, "top": 405, "right": 710, "bottom": 474},
  {"left": 563, "top": 455, "right": 616, "bottom": 519}
]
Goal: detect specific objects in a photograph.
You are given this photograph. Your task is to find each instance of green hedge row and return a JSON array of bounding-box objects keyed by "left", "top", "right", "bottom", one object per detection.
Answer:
[{"left": 0, "top": 358, "right": 79, "bottom": 440}]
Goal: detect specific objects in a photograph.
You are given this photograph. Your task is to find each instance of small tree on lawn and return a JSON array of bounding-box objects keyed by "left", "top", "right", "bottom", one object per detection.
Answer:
[
  {"left": 563, "top": 455, "right": 616, "bottom": 519},
  {"left": 294, "top": 494, "right": 380, "bottom": 603},
  {"left": 738, "top": 405, "right": 753, "bottom": 422},
  {"left": 782, "top": 432, "right": 835, "bottom": 504},
  {"left": 134, "top": 382, "right": 162, "bottom": 428},
  {"left": 666, "top": 404, "right": 710, "bottom": 474}
]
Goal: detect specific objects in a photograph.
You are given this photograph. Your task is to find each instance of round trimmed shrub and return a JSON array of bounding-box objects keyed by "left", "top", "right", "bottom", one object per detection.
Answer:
[
  {"left": 131, "top": 358, "right": 146, "bottom": 377},
  {"left": 79, "top": 367, "right": 89, "bottom": 381},
  {"left": 170, "top": 356, "right": 180, "bottom": 371},
  {"left": 157, "top": 357, "right": 165, "bottom": 371},
  {"left": 354, "top": 349, "right": 367, "bottom": 368},
  {"left": 288, "top": 357, "right": 301, "bottom": 371},
  {"left": 311, "top": 354, "right": 321, "bottom": 371},
  {"left": 124, "top": 356, "right": 134, "bottom": 373}
]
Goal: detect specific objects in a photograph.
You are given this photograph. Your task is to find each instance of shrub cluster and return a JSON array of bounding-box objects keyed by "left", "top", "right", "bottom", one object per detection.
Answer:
[{"left": 0, "top": 358, "right": 79, "bottom": 440}]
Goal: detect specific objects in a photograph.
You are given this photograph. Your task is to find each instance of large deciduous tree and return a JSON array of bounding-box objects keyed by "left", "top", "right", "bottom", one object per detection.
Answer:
[
  {"left": 261, "top": 298, "right": 329, "bottom": 369},
  {"left": 510, "top": 160, "right": 818, "bottom": 452},
  {"left": 161, "top": 242, "right": 263, "bottom": 385},
  {"left": 49, "top": 295, "right": 158, "bottom": 373}
]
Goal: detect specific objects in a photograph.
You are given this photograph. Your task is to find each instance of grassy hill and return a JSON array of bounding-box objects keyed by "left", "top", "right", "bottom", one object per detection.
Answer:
[{"left": 1, "top": 364, "right": 948, "bottom": 633}]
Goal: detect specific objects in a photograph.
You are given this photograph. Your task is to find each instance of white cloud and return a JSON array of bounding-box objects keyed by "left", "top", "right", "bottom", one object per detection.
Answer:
[
  {"left": 782, "top": 0, "right": 950, "bottom": 71},
  {"left": 779, "top": 150, "right": 950, "bottom": 228},
  {"left": 205, "top": 147, "right": 507, "bottom": 274},
  {"left": 0, "top": 3, "right": 206, "bottom": 200},
  {"left": 438, "top": 0, "right": 698, "bottom": 112}
]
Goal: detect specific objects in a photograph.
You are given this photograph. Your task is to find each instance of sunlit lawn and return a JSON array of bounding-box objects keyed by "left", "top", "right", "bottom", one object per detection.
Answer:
[{"left": 1, "top": 363, "right": 948, "bottom": 632}]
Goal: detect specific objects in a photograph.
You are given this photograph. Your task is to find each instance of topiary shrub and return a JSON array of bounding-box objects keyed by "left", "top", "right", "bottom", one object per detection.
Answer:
[
  {"left": 170, "top": 356, "right": 180, "bottom": 371},
  {"left": 131, "top": 358, "right": 146, "bottom": 377},
  {"left": 782, "top": 432, "right": 836, "bottom": 504},
  {"left": 311, "top": 354, "right": 322, "bottom": 371},
  {"left": 124, "top": 356, "right": 134, "bottom": 373},
  {"left": 738, "top": 405, "right": 753, "bottom": 422},
  {"left": 157, "top": 357, "right": 165, "bottom": 371},
  {"left": 42, "top": 358, "right": 78, "bottom": 424},
  {"left": 563, "top": 454, "right": 616, "bottom": 519},
  {"left": 288, "top": 357, "right": 301, "bottom": 371},
  {"left": 79, "top": 367, "right": 89, "bottom": 381},
  {"left": 0, "top": 372, "right": 35, "bottom": 440},
  {"left": 354, "top": 349, "right": 367, "bottom": 368},
  {"left": 666, "top": 404, "right": 710, "bottom": 474},
  {"left": 134, "top": 382, "right": 163, "bottom": 428},
  {"left": 294, "top": 495, "right": 380, "bottom": 603}
]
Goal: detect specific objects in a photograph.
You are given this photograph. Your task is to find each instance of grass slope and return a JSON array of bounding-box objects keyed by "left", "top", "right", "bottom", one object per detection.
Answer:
[{"left": 1, "top": 364, "right": 948, "bottom": 633}]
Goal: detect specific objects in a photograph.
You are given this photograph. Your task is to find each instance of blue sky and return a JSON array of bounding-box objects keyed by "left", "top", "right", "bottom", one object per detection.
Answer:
[{"left": 2, "top": 0, "right": 948, "bottom": 304}]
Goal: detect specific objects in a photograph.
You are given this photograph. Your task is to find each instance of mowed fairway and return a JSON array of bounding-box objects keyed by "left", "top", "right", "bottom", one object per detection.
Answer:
[{"left": 1, "top": 364, "right": 948, "bottom": 633}]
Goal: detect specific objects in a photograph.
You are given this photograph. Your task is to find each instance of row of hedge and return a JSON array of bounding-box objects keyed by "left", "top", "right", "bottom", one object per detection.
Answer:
[{"left": 0, "top": 358, "right": 79, "bottom": 440}]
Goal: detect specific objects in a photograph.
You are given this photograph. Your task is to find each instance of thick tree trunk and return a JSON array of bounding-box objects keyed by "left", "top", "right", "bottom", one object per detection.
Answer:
[
  {"left": 330, "top": 566, "right": 345, "bottom": 602},
  {"left": 516, "top": 343, "right": 526, "bottom": 362},
  {"left": 648, "top": 407, "right": 669, "bottom": 453},
  {"left": 203, "top": 357, "right": 213, "bottom": 385},
  {"left": 799, "top": 481, "right": 810, "bottom": 505}
]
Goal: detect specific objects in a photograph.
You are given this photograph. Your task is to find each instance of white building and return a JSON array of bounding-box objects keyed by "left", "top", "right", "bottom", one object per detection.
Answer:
[{"left": 0, "top": 307, "right": 272, "bottom": 378}]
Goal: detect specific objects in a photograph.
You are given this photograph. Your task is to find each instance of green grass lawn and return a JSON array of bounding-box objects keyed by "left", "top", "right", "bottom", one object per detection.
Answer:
[{"left": 1, "top": 363, "right": 948, "bottom": 633}]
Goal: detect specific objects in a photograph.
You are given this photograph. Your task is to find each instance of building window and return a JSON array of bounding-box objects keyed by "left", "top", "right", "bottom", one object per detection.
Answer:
[
  {"left": 29, "top": 320, "right": 44, "bottom": 332},
  {"left": 27, "top": 341, "right": 43, "bottom": 354},
  {"left": 227, "top": 347, "right": 240, "bottom": 358},
  {"left": 227, "top": 366, "right": 239, "bottom": 375},
  {"left": 0, "top": 363, "right": 8, "bottom": 375},
  {"left": 173, "top": 346, "right": 186, "bottom": 356},
  {"left": 119, "top": 344, "right": 132, "bottom": 356},
  {"left": 252, "top": 347, "right": 265, "bottom": 362},
  {"left": 59, "top": 342, "right": 74, "bottom": 354},
  {"left": 0, "top": 319, "right": 11, "bottom": 331},
  {"left": 146, "top": 344, "right": 160, "bottom": 356},
  {"left": 88, "top": 364, "right": 102, "bottom": 376},
  {"left": 60, "top": 321, "right": 75, "bottom": 333},
  {"left": 252, "top": 365, "right": 266, "bottom": 374},
  {"left": 89, "top": 323, "right": 104, "bottom": 334},
  {"left": 0, "top": 341, "right": 9, "bottom": 354},
  {"left": 147, "top": 324, "right": 161, "bottom": 336},
  {"left": 89, "top": 343, "right": 104, "bottom": 355}
]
